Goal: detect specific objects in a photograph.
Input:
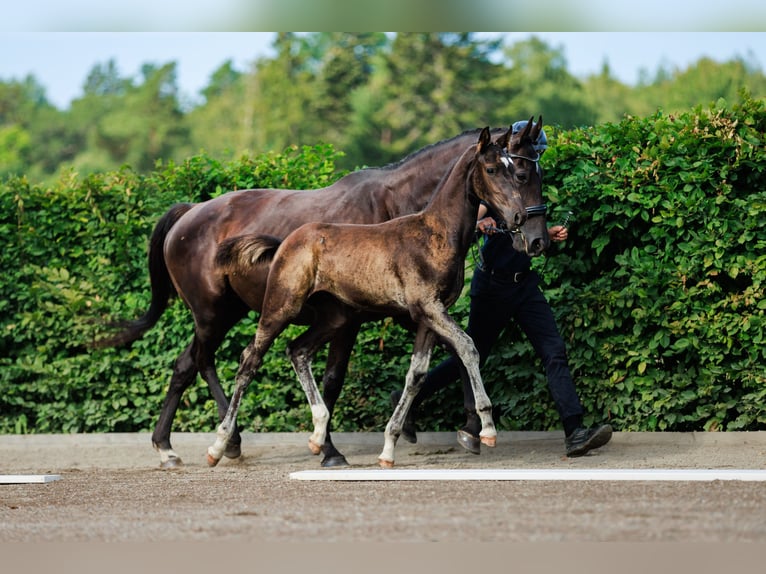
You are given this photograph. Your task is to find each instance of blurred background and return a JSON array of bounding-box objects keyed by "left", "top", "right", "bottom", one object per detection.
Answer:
[{"left": 2, "top": 31, "right": 765, "bottom": 182}]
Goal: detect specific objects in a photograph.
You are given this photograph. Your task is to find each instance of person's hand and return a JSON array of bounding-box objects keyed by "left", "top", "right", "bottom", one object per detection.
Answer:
[
  {"left": 476, "top": 216, "right": 497, "bottom": 234},
  {"left": 549, "top": 225, "right": 568, "bottom": 242}
]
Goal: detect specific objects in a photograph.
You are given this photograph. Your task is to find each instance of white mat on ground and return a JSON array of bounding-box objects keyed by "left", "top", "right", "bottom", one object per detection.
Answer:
[
  {"left": 0, "top": 474, "right": 61, "bottom": 484},
  {"left": 290, "top": 468, "right": 766, "bottom": 481}
]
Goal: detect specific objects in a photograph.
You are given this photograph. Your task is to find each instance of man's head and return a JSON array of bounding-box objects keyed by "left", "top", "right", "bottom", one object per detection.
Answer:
[{"left": 512, "top": 120, "right": 547, "bottom": 154}]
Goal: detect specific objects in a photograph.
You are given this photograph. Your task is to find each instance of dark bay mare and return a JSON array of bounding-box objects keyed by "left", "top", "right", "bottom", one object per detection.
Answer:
[
  {"left": 94, "top": 126, "right": 518, "bottom": 468},
  {"left": 207, "top": 124, "right": 548, "bottom": 468}
]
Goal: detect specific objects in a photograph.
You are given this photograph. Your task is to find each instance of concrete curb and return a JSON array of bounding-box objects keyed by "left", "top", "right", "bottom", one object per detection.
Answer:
[{"left": 2, "top": 430, "right": 766, "bottom": 447}]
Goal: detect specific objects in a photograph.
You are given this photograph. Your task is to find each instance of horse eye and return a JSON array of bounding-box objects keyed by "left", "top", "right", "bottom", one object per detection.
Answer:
[{"left": 486, "top": 167, "right": 496, "bottom": 175}]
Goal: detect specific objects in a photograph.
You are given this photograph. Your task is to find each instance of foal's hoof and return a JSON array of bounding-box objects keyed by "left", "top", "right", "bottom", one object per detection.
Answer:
[
  {"left": 308, "top": 440, "right": 322, "bottom": 455},
  {"left": 481, "top": 435, "right": 497, "bottom": 448},
  {"left": 457, "top": 430, "right": 481, "bottom": 455},
  {"left": 321, "top": 454, "right": 349, "bottom": 468},
  {"left": 224, "top": 444, "right": 242, "bottom": 459},
  {"left": 160, "top": 456, "right": 184, "bottom": 470},
  {"left": 378, "top": 458, "right": 395, "bottom": 469},
  {"left": 206, "top": 452, "right": 221, "bottom": 467}
]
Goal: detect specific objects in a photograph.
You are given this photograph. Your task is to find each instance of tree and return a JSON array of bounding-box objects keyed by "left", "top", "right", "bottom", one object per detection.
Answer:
[
  {"left": 82, "top": 59, "right": 129, "bottom": 98},
  {"left": 580, "top": 63, "right": 646, "bottom": 124},
  {"left": 184, "top": 60, "right": 250, "bottom": 158},
  {"left": 345, "top": 33, "right": 506, "bottom": 167},
  {"left": 309, "top": 32, "right": 388, "bottom": 160},
  {"left": 68, "top": 62, "right": 189, "bottom": 173},
  {"left": 495, "top": 36, "right": 596, "bottom": 129},
  {"left": 638, "top": 57, "right": 766, "bottom": 114},
  {"left": 0, "top": 76, "right": 59, "bottom": 179},
  {"left": 245, "top": 33, "right": 319, "bottom": 153}
]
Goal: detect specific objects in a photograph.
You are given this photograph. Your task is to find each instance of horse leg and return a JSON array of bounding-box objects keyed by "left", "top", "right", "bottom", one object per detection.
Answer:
[
  {"left": 317, "top": 321, "right": 362, "bottom": 468},
  {"left": 152, "top": 342, "right": 197, "bottom": 469},
  {"left": 153, "top": 302, "right": 245, "bottom": 468},
  {"left": 206, "top": 329, "right": 273, "bottom": 466},
  {"left": 456, "top": 362, "right": 484, "bottom": 454},
  {"left": 207, "top": 299, "right": 298, "bottom": 466},
  {"left": 422, "top": 310, "right": 497, "bottom": 451},
  {"left": 451, "top": 331, "right": 496, "bottom": 449},
  {"left": 153, "top": 332, "right": 243, "bottom": 467},
  {"left": 378, "top": 325, "right": 436, "bottom": 468},
  {"left": 197, "top": 345, "right": 243, "bottom": 460},
  {"left": 193, "top": 313, "right": 247, "bottom": 460},
  {"left": 286, "top": 323, "right": 342, "bottom": 462}
]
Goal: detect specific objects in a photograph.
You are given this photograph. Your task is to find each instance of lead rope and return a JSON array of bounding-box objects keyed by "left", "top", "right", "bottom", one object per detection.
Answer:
[
  {"left": 470, "top": 222, "right": 516, "bottom": 271},
  {"left": 538, "top": 209, "right": 573, "bottom": 279}
]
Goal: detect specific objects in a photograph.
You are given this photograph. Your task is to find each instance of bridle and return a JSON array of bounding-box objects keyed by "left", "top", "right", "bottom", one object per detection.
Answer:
[
  {"left": 471, "top": 146, "right": 548, "bottom": 265},
  {"left": 500, "top": 150, "right": 547, "bottom": 230},
  {"left": 505, "top": 151, "right": 541, "bottom": 164}
]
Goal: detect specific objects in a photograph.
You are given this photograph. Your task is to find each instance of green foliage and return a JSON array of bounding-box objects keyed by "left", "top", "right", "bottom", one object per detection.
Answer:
[
  {"left": 0, "top": 144, "right": 345, "bottom": 433},
  {"left": 7, "top": 33, "right": 765, "bottom": 182},
  {"left": 1, "top": 96, "right": 764, "bottom": 435},
  {"left": 533, "top": 94, "right": 766, "bottom": 432}
]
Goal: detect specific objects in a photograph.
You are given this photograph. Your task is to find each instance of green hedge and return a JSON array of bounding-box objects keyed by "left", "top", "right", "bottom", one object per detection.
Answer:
[
  {"left": 482, "top": 93, "right": 766, "bottom": 432},
  {"left": 0, "top": 145, "right": 344, "bottom": 434},
  {"left": 1, "top": 95, "right": 764, "bottom": 435}
]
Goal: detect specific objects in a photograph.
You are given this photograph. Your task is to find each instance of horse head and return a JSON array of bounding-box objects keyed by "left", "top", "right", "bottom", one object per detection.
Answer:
[
  {"left": 503, "top": 116, "right": 549, "bottom": 257},
  {"left": 471, "top": 126, "right": 526, "bottom": 233}
]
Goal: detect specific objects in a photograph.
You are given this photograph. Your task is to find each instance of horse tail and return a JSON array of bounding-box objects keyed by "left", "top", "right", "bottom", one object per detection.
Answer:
[
  {"left": 216, "top": 234, "right": 282, "bottom": 274},
  {"left": 91, "top": 202, "right": 194, "bottom": 349}
]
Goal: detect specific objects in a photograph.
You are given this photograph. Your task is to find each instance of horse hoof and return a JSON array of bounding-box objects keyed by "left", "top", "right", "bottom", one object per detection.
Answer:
[
  {"left": 206, "top": 453, "right": 221, "bottom": 467},
  {"left": 378, "top": 458, "right": 395, "bottom": 469},
  {"left": 224, "top": 444, "right": 242, "bottom": 459},
  {"left": 160, "top": 457, "right": 184, "bottom": 470},
  {"left": 308, "top": 440, "right": 322, "bottom": 455},
  {"left": 321, "top": 455, "right": 349, "bottom": 468},
  {"left": 457, "top": 430, "right": 481, "bottom": 455},
  {"left": 481, "top": 435, "right": 497, "bottom": 448}
]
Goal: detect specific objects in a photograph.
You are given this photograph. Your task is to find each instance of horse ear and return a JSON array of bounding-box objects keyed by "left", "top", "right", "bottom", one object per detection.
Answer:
[
  {"left": 497, "top": 125, "right": 513, "bottom": 150},
  {"left": 478, "top": 126, "right": 491, "bottom": 150},
  {"left": 520, "top": 117, "right": 534, "bottom": 140},
  {"left": 531, "top": 115, "right": 543, "bottom": 141}
]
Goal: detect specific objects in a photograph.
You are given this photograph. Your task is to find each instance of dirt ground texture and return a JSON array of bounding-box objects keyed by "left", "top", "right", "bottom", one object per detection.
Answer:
[{"left": 2, "top": 431, "right": 766, "bottom": 543}]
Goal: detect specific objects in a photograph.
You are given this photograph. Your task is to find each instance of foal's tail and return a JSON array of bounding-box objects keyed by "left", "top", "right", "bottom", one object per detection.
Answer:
[
  {"left": 215, "top": 234, "right": 282, "bottom": 274},
  {"left": 91, "top": 202, "right": 194, "bottom": 349}
]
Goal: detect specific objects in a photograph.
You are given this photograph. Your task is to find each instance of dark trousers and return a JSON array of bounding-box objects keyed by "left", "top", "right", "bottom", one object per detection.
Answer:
[{"left": 414, "top": 267, "right": 584, "bottom": 433}]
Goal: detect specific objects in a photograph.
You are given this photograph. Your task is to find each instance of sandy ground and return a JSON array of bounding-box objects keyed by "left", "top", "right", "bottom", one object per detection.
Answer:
[{"left": 2, "top": 431, "right": 766, "bottom": 545}]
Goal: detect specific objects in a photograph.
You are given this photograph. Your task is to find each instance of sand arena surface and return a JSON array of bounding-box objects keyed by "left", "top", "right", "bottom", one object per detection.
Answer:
[{"left": 2, "top": 431, "right": 766, "bottom": 543}]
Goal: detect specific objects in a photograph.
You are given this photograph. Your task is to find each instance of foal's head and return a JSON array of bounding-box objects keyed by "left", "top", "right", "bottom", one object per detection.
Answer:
[
  {"left": 471, "top": 126, "right": 526, "bottom": 232},
  {"left": 503, "top": 116, "right": 550, "bottom": 257}
]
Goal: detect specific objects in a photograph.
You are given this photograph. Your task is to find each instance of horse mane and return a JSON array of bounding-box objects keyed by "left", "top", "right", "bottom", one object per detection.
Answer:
[
  {"left": 216, "top": 234, "right": 282, "bottom": 273},
  {"left": 374, "top": 127, "right": 489, "bottom": 171}
]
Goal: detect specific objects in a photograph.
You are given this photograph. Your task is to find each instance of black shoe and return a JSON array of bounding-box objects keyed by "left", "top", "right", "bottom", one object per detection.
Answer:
[
  {"left": 390, "top": 390, "right": 417, "bottom": 444},
  {"left": 565, "top": 424, "right": 613, "bottom": 457}
]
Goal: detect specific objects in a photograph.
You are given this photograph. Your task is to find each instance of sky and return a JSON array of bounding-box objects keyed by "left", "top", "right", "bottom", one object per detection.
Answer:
[
  {"left": 3, "top": 0, "right": 766, "bottom": 32},
  {"left": 2, "top": 32, "right": 765, "bottom": 111}
]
